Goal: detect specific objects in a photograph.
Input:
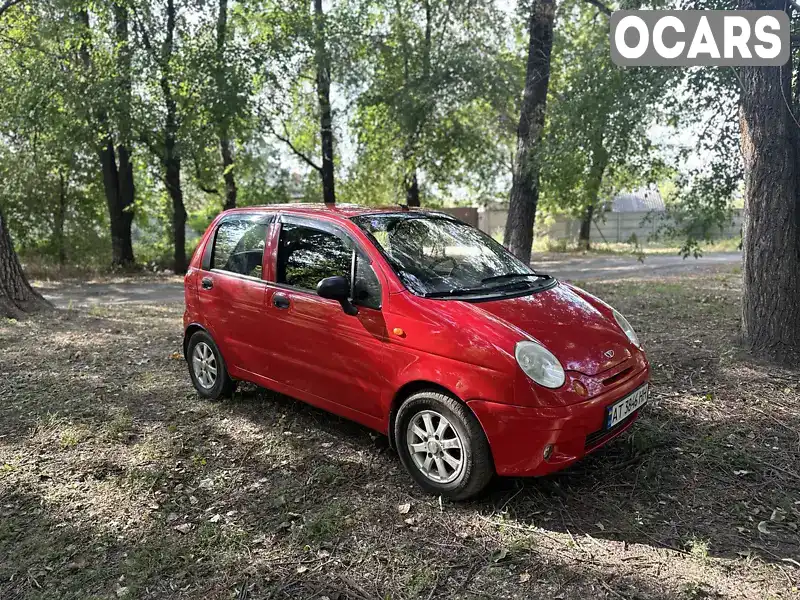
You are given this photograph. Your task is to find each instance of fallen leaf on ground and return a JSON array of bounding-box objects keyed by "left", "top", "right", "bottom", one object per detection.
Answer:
[
  {"left": 490, "top": 548, "right": 508, "bottom": 562},
  {"left": 174, "top": 523, "right": 193, "bottom": 534},
  {"left": 770, "top": 508, "right": 786, "bottom": 523}
]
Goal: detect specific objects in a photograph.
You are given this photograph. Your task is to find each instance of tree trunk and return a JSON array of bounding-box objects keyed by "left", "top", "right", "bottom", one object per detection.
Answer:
[
  {"left": 97, "top": 139, "right": 132, "bottom": 266},
  {"left": 739, "top": 0, "right": 800, "bottom": 363},
  {"left": 0, "top": 206, "right": 51, "bottom": 319},
  {"left": 161, "top": 0, "right": 187, "bottom": 274},
  {"left": 314, "top": 0, "right": 335, "bottom": 204},
  {"left": 216, "top": 0, "right": 237, "bottom": 211},
  {"left": 220, "top": 137, "right": 237, "bottom": 211},
  {"left": 54, "top": 172, "right": 67, "bottom": 265},
  {"left": 405, "top": 170, "right": 420, "bottom": 207},
  {"left": 503, "top": 0, "right": 556, "bottom": 264},
  {"left": 578, "top": 143, "right": 608, "bottom": 251},
  {"left": 116, "top": 143, "right": 135, "bottom": 263},
  {"left": 578, "top": 204, "right": 594, "bottom": 250},
  {"left": 79, "top": 7, "right": 135, "bottom": 267},
  {"left": 166, "top": 157, "right": 187, "bottom": 274},
  {"left": 114, "top": 4, "right": 136, "bottom": 264},
  {"left": 398, "top": 0, "right": 430, "bottom": 209}
]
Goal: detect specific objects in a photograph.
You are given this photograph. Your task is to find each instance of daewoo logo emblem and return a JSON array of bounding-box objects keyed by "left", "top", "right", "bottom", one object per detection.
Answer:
[{"left": 604, "top": 350, "right": 615, "bottom": 359}]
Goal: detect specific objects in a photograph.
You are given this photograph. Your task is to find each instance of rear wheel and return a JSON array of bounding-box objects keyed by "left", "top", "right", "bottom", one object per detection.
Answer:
[
  {"left": 395, "top": 390, "right": 493, "bottom": 501},
  {"left": 186, "top": 331, "right": 236, "bottom": 400}
]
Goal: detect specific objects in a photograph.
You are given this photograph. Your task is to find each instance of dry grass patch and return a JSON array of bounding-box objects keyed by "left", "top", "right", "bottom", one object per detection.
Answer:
[{"left": 1, "top": 267, "right": 798, "bottom": 599}]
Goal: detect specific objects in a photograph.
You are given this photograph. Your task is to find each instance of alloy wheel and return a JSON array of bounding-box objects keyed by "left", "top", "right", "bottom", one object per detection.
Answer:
[
  {"left": 192, "top": 341, "right": 217, "bottom": 389},
  {"left": 405, "top": 410, "right": 465, "bottom": 483}
]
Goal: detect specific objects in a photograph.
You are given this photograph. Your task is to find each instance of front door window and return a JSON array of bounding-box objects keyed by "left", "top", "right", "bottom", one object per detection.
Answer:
[{"left": 276, "top": 221, "right": 382, "bottom": 309}]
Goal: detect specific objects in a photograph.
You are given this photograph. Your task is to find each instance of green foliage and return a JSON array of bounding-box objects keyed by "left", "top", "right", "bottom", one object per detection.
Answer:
[
  {"left": 539, "top": 0, "right": 672, "bottom": 222},
  {"left": 0, "top": 0, "right": 751, "bottom": 268},
  {"left": 346, "top": 0, "right": 522, "bottom": 204}
]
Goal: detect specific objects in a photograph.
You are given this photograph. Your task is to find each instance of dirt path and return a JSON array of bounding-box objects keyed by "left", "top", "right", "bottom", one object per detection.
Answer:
[
  {"left": 534, "top": 251, "right": 741, "bottom": 281},
  {"left": 34, "top": 252, "right": 741, "bottom": 308},
  {"left": 35, "top": 277, "right": 185, "bottom": 308}
]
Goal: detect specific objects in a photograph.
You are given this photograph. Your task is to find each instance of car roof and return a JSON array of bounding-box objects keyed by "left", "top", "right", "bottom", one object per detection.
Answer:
[{"left": 220, "top": 203, "right": 455, "bottom": 221}]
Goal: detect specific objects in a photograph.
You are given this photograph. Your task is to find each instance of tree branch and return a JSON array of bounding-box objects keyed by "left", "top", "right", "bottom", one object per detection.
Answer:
[
  {"left": 270, "top": 123, "right": 322, "bottom": 172},
  {"left": 0, "top": 0, "right": 24, "bottom": 17},
  {"left": 193, "top": 160, "right": 220, "bottom": 195},
  {"left": 582, "top": 0, "right": 611, "bottom": 16}
]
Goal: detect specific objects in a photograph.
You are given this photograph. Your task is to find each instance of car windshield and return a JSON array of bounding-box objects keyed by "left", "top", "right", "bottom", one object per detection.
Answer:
[{"left": 352, "top": 213, "right": 549, "bottom": 297}]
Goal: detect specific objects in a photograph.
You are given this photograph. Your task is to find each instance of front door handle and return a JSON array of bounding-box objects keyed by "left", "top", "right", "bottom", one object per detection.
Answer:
[
  {"left": 201, "top": 277, "right": 213, "bottom": 290},
  {"left": 273, "top": 293, "right": 290, "bottom": 309}
]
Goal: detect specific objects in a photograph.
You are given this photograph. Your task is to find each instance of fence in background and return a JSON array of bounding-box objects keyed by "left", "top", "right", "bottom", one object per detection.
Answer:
[{"left": 464, "top": 208, "right": 744, "bottom": 243}]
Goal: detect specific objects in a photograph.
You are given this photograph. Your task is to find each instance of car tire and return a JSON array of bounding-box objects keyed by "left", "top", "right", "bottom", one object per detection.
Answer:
[
  {"left": 395, "top": 390, "right": 494, "bottom": 501},
  {"left": 186, "top": 331, "right": 236, "bottom": 401}
]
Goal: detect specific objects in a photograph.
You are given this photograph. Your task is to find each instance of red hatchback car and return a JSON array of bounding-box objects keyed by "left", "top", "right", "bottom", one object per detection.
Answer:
[{"left": 183, "top": 204, "right": 650, "bottom": 500}]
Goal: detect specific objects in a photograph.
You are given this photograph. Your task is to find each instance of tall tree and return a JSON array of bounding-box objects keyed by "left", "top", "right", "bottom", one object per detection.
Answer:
[
  {"left": 266, "top": 0, "right": 339, "bottom": 204},
  {"left": 351, "top": 0, "right": 514, "bottom": 207},
  {"left": 0, "top": 208, "right": 51, "bottom": 318},
  {"left": 314, "top": 0, "right": 335, "bottom": 204},
  {"left": 0, "top": 0, "right": 50, "bottom": 318},
  {"left": 215, "top": 0, "right": 237, "bottom": 210},
  {"left": 136, "top": 0, "right": 189, "bottom": 273},
  {"left": 540, "top": 0, "right": 668, "bottom": 249},
  {"left": 504, "top": 0, "right": 556, "bottom": 264},
  {"left": 739, "top": 0, "right": 800, "bottom": 362},
  {"left": 77, "top": 6, "right": 137, "bottom": 267}
]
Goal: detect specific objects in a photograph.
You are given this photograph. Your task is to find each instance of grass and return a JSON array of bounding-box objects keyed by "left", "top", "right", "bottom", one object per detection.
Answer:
[{"left": 1, "top": 267, "right": 798, "bottom": 599}]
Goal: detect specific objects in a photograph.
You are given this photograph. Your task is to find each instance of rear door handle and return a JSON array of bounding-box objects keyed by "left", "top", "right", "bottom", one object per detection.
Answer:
[
  {"left": 273, "top": 293, "right": 290, "bottom": 309},
  {"left": 201, "top": 277, "right": 213, "bottom": 290}
]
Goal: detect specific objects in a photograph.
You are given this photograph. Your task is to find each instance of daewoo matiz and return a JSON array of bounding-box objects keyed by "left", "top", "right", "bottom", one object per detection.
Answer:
[{"left": 184, "top": 205, "right": 650, "bottom": 500}]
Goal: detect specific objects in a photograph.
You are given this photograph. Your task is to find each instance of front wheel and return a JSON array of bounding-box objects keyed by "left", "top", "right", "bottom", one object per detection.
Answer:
[{"left": 395, "top": 391, "right": 494, "bottom": 501}]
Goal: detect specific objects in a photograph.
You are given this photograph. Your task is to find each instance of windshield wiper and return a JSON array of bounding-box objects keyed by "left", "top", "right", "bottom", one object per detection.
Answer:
[
  {"left": 481, "top": 272, "right": 550, "bottom": 284},
  {"left": 424, "top": 287, "right": 488, "bottom": 298},
  {"left": 424, "top": 280, "right": 535, "bottom": 299}
]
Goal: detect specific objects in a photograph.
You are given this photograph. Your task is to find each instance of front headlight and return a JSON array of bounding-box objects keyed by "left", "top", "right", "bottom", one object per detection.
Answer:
[
  {"left": 613, "top": 309, "right": 641, "bottom": 348},
  {"left": 515, "top": 341, "right": 565, "bottom": 389}
]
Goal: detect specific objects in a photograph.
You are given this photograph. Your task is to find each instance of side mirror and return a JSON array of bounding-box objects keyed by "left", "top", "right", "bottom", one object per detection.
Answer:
[{"left": 316, "top": 276, "right": 358, "bottom": 316}]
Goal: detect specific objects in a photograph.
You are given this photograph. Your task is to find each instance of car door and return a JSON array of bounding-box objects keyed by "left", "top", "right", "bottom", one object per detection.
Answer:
[
  {"left": 196, "top": 213, "right": 273, "bottom": 374},
  {"left": 262, "top": 215, "right": 390, "bottom": 419}
]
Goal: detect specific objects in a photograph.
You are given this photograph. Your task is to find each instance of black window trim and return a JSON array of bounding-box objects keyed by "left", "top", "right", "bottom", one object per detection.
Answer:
[
  {"left": 272, "top": 213, "right": 382, "bottom": 309},
  {"left": 204, "top": 212, "right": 274, "bottom": 282}
]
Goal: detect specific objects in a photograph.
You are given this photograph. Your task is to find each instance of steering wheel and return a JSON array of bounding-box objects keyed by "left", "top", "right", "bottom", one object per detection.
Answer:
[{"left": 429, "top": 255, "right": 457, "bottom": 275}]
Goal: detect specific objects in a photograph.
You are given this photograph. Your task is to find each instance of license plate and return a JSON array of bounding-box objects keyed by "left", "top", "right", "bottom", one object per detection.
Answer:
[{"left": 606, "top": 384, "right": 649, "bottom": 429}]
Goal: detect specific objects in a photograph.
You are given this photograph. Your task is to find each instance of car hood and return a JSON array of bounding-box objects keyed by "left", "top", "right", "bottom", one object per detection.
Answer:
[{"left": 468, "top": 282, "right": 634, "bottom": 376}]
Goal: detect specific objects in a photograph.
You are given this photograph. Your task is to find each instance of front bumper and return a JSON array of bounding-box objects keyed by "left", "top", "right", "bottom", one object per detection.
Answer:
[{"left": 467, "top": 364, "right": 650, "bottom": 477}]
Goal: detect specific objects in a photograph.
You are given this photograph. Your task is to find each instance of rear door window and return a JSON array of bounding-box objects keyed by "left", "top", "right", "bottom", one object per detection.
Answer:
[{"left": 212, "top": 218, "right": 269, "bottom": 279}]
